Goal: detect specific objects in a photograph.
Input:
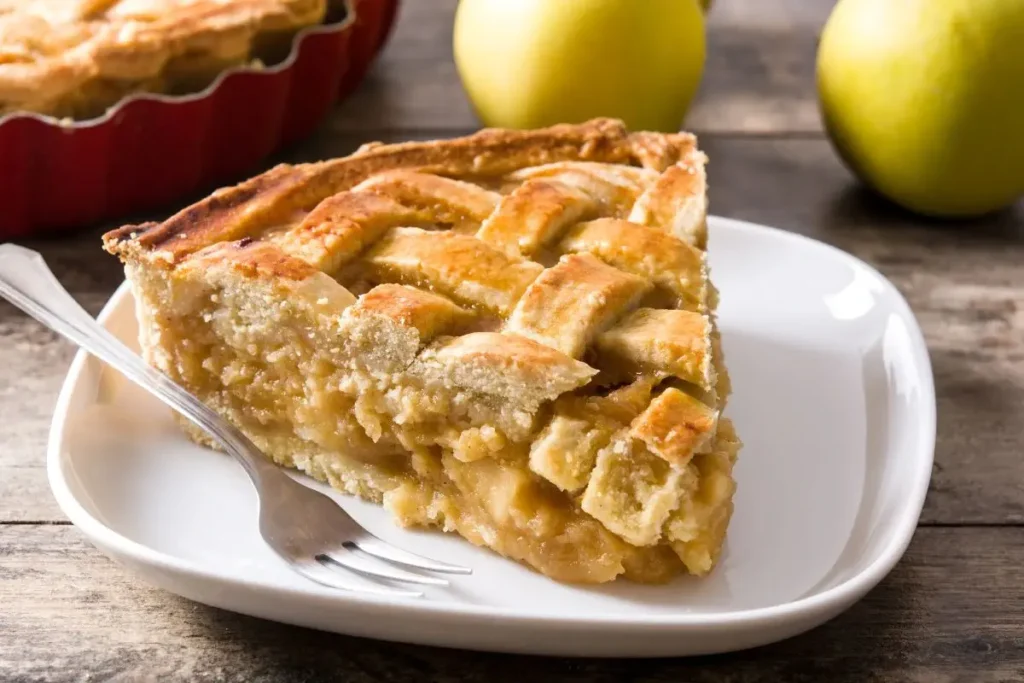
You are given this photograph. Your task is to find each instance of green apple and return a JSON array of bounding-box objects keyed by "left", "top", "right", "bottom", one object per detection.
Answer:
[
  {"left": 453, "top": 0, "right": 706, "bottom": 132},
  {"left": 818, "top": 0, "right": 1024, "bottom": 217}
]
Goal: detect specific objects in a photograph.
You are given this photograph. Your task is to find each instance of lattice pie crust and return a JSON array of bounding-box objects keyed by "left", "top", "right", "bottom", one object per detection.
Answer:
[
  {"left": 104, "top": 119, "right": 741, "bottom": 584},
  {"left": 0, "top": 0, "right": 327, "bottom": 117}
]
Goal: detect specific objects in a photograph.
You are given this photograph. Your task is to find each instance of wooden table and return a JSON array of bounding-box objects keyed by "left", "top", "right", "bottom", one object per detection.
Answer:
[{"left": 3, "top": 1, "right": 1023, "bottom": 680}]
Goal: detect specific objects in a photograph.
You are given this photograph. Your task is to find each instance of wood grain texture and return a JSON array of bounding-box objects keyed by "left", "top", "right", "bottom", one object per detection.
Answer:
[
  {"left": 333, "top": 0, "right": 831, "bottom": 134},
  {"left": 2, "top": 0, "right": 1023, "bottom": 677},
  {"left": 2, "top": 525, "right": 1023, "bottom": 682},
  {"left": 0, "top": 250, "right": 123, "bottom": 523}
]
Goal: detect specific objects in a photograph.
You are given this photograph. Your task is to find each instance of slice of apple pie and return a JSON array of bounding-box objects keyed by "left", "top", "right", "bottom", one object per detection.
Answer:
[{"left": 103, "top": 119, "right": 741, "bottom": 584}]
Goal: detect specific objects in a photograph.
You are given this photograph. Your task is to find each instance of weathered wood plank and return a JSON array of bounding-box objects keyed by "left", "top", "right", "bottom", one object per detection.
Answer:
[
  {"left": 0, "top": 251, "right": 124, "bottom": 523},
  {"left": 1, "top": 525, "right": 1022, "bottom": 681},
  {"left": 332, "top": 0, "right": 831, "bottom": 134},
  {"left": 3, "top": 135, "right": 1019, "bottom": 525},
  {"left": 1, "top": 1, "right": 1019, "bottom": 678}
]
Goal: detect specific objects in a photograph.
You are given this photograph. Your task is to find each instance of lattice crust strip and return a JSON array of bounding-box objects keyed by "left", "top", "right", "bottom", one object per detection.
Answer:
[{"left": 104, "top": 119, "right": 740, "bottom": 580}]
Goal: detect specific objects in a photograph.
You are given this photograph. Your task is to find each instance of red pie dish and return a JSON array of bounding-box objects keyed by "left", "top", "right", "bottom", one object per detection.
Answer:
[{"left": 0, "top": 0, "right": 398, "bottom": 238}]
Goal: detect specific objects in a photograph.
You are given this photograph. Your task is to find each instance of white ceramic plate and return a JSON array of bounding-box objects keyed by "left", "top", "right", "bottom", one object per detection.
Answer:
[{"left": 47, "top": 217, "right": 935, "bottom": 657}]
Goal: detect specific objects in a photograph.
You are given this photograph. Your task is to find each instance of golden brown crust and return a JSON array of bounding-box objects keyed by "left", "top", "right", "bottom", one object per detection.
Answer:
[
  {"left": 103, "top": 119, "right": 695, "bottom": 264},
  {"left": 363, "top": 227, "right": 545, "bottom": 315},
  {"left": 595, "top": 308, "right": 713, "bottom": 389},
  {"left": 346, "top": 284, "right": 473, "bottom": 341},
  {"left": 104, "top": 163, "right": 319, "bottom": 263},
  {"left": 355, "top": 170, "right": 500, "bottom": 233},
  {"left": 506, "top": 253, "right": 651, "bottom": 358},
  {"left": 105, "top": 117, "right": 717, "bottom": 444},
  {"left": 507, "top": 162, "right": 659, "bottom": 215},
  {"left": 273, "top": 191, "right": 432, "bottom": 274},
  {"left": 629, "top": 149, "right": 710, "bottom": 249},
  {"left": 561, "top": 218, "right": 707, "bottom": 311},
  {"left": 104, "top": 119, "right": 739, "bottom": 583},
  {"left": 0, "top": 0, "right": 327, "bottom": 117},
  {"left": 186, "top": 237, "right": 318, "bottom": 281},
  {"left": 416, "top": 332, "right": 598, "bottom": 405},
  {"left": 528, "top": 377, "right": 657, "bottom": 494},
  {"left": 476, "top": 179, "right": 597, "bottom": 258},
  {"left": 631, "top": 388, "right": 718, "bottom": 467}
]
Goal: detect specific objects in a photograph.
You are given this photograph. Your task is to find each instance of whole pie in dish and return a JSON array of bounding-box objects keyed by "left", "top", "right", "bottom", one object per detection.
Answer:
[
  {"left": 103, "top": 119, "right": 742, "bottom": 584},
  {"left": 0, "top": 0, "right": 331, "bottom": 118}
]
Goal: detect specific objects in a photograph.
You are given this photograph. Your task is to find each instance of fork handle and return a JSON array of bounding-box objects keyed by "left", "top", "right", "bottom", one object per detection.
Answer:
[{"left": 0, "top": 244, "right": 280, "bottom": 485}]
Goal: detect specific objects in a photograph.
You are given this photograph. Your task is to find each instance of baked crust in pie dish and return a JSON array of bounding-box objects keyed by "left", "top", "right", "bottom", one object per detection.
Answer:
[
  {"left": 103, "top": 119, "right": 742, "bottom": 584},
  {"left": 0, "top": 0, "right": 328, "bottom": 117}
]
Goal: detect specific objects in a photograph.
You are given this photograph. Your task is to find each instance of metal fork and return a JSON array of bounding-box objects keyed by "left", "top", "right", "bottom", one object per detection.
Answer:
[{"left": 0, "top": 244, "right": 470, "bottom": 598}]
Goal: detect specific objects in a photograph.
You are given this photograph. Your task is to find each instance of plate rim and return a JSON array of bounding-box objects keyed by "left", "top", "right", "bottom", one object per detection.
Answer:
[{"left": 46, "top": 215, "right": 936, "bottom": 631}]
